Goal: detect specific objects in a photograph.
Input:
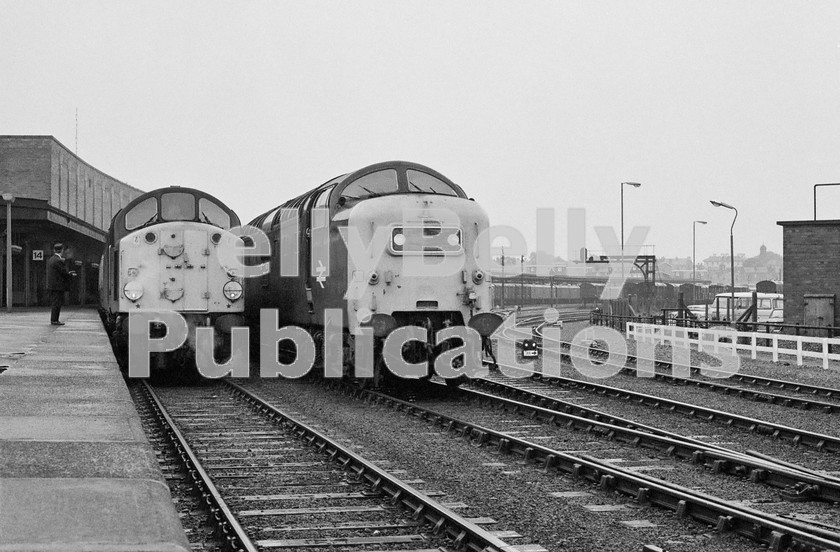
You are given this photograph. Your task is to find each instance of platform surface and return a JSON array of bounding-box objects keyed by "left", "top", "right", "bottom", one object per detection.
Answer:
[{"left": 0, "top": 308, "right": 190, "bottom": 552}]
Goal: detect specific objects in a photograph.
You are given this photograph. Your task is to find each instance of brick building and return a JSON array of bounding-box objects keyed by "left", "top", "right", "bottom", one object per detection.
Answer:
[
  {"left": 776, "top": 219, "right": 840, "bottom": 327},
  {"left": 0, "top": 136, "right": 143, "bottom": 306}
]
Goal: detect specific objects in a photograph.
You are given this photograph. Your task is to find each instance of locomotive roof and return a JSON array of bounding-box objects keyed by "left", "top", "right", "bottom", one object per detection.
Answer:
[
  {"left": 106, "top": 186, "right": 241, "bottom": 244},
  {"left": 248, "top": 160, "right": 468, "bottom": 229}
]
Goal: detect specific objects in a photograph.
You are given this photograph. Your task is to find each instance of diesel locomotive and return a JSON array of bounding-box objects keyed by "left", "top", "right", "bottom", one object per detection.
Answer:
[
  {"left": 245, "top": 160, "right": 502, "bottom": 384},
  {"left": 99, "top": 187, "right": 245, "bottom": 373}
]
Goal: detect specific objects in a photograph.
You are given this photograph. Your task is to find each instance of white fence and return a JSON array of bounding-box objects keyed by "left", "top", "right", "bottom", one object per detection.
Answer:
[{"left": 626, "top": 322, "right": 840, "bottom": 369}]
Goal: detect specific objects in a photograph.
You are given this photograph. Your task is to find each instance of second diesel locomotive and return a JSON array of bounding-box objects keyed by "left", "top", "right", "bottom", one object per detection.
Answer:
[
  {"left": 99, "top": 187, "right": 245, "bottom": 374},
  {"left": 245, "top": 160, "right": 502, "bottom": 383}
]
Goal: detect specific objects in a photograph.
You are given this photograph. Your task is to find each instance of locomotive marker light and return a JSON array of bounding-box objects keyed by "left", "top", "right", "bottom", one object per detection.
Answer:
[{"left": 222, "top": 280, "right": 243, "bottom": 301}]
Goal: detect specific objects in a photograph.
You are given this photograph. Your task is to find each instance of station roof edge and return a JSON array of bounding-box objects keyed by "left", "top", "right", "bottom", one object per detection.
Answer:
[{"left": 0, "top": 135, "right": 145, "bottom": 195}]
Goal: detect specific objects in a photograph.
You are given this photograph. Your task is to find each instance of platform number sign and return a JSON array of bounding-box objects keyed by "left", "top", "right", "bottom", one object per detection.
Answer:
[{"left": 32, "top": 250, "right": 44, "bottom": 261}]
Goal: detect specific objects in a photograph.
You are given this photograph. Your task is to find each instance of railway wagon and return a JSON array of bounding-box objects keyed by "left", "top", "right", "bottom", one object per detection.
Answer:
[
  {"left": 492, "top": 282, "right": 583, "bottom": 306},
  {"left": 99, "top": 187, "right": 245, "bottom": 371},
  {"left": 245, "top": 160, "right": 502, "bottom": 382}
]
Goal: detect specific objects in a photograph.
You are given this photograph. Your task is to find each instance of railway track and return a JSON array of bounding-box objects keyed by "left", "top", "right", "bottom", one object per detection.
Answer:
[
  {"left": 323, "top": 378, "right": 840, "bottom": 551},
  {"left": 526, "top": 317, "right": 840, "bottom": 413},
  {"left": 129, "top": 378, "right": 528, "bottom": 552},
  {"left": 518, "top": 371, "right": 840, "bottom": 453},
  {"left": 460, "top": 374, "right": 840, "bottom": 503},
  {"left": 710, "top": 372, "right": 840, "bottom": 400},
  {"left": 494, "top": 319, "right": 840, "bottom": 450},
  {"left": 615, "top": 364, "right": 840, "bottom": 413}
]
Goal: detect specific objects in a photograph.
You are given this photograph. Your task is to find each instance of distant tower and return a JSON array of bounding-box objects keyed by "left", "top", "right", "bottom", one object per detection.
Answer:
[{"left": 760, "top": 244, "right": 767, "bottom": 256}]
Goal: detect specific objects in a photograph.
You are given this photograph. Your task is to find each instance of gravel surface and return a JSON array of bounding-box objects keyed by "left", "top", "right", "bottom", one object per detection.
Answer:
[
  {"left": 493, "top": 356, "right": 840, "bottom": 482},
  {"left": 244, "top": 377, "right": 762, "bottom": 552},
  {"left": 499, "top": 320, "right": 840, "bottom": 463},
  {"left": 461, "top": 378, "right": 840, "bottom": 523}
]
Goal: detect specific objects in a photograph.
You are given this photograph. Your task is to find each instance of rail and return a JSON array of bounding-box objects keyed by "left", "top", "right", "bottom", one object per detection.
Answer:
[
  {"left": 225, "top": 381, "right": 517, "bottom": 552},
  {"left": 332, "top": 379, "right": 840, "bottom": 551},
  {"left": 136, "top": 381, "right": 259, "bottom": 552},
  {"left": 464, "top": 375, "right": 840, "bottom": 502}
]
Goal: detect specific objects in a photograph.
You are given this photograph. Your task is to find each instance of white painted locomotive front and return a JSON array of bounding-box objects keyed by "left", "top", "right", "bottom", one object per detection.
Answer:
[
  {"left": 117, "top": 221, "right": 244, "bottom": 315},
  {"left": 341, "top": 194, "right": 492, "bottom": 335}
]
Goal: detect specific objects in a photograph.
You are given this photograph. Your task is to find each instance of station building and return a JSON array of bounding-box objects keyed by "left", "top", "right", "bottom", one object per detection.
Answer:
[
  {"left": 776, "top": 219, "right": 839, "bottom": 328},
  {"left": 0, "top": 136, "right": 144, "bottom": 307}
]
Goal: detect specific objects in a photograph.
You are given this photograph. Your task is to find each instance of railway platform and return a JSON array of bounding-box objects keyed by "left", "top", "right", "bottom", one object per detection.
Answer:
[{"left": 0, "top": 308, "right": 190, "bottom": 552}]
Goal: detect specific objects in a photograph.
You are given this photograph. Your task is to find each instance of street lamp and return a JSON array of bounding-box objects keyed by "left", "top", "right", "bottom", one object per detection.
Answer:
[
  {"left": 620, "top": 182, "right": 642, "bottom": 290},
  {"left": 692, "top": 220, "right": 707, "bottom": 293},
  {"left": 710, "top": 200, "right": 737, "bottom": 323},
  {"left": 1, "top": 193, "right": 14, "bottom": 312}
]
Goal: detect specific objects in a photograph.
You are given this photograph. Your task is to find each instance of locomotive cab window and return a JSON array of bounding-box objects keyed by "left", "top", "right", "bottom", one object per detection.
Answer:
[
  {"left": 406, "top": 169, "right": 460, "bottom": 197},
  {"left": 161, "top": 192, "right": 197, "bottom": 221},
  {"left": 124, "top": 197, "right": 158, "bottom": 231},
  {"left": 314, "top": 187, "right": 332, "bottom": 209},
  {"left": 198, "top": 198, "right": 231, "bottom": 229},
  {"left": 339, "top": 169, "right": 398, "bottom": 204}
]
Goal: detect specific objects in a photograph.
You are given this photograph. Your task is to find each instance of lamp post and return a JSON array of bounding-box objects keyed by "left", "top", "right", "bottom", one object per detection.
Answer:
[
  {"left": 813, "top": 183, "right": 840, "bottom": 220},
  {"left": 710, "top": 200, "right": 737, "bottom": 323},
  {"left": 1, "top": 193, "right": 14, "bottom": 312},
  {"left": 500, "top": 246, "right": 505, "bottom": 309},
  {"left": 620, "top": 182, "right": 642, "bottom": 294},
  {"left": 693, "top": 220, "right": 707, "bottom": 294}
]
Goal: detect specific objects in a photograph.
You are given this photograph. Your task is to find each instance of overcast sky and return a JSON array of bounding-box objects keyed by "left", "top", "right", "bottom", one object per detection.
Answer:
[{"left": 2, "top": 1, "right": 839, "bottom": 263}]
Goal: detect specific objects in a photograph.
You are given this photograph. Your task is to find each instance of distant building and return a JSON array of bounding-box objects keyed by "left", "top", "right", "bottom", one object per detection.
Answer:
[
  {"left": 0, "top": 136, "right": 144, "bottom": 306},
  {"left": 657, "top": 257, "right": 708, "bottom": 281},
  {"left": 702, "top": 252, "right": 746, "bottom": 286},
  {"left": 777, "top": 220, "right": 838, "bottom": 327},
  {"left": 700, "top": 246, "right": 782, "bottom": 287},
  {"left": 742, "top": 244, "right": 783, "bottom": 284}
]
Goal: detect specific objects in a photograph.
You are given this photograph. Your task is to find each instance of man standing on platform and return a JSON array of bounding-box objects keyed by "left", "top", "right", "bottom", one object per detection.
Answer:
[{"left": 45, "top": 243, "right": 76, "bottom": 326}]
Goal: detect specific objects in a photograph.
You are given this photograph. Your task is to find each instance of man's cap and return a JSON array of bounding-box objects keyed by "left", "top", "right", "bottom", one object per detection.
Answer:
[{"left": 53, "top": 243, "right": 64, "bottom": 252}]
